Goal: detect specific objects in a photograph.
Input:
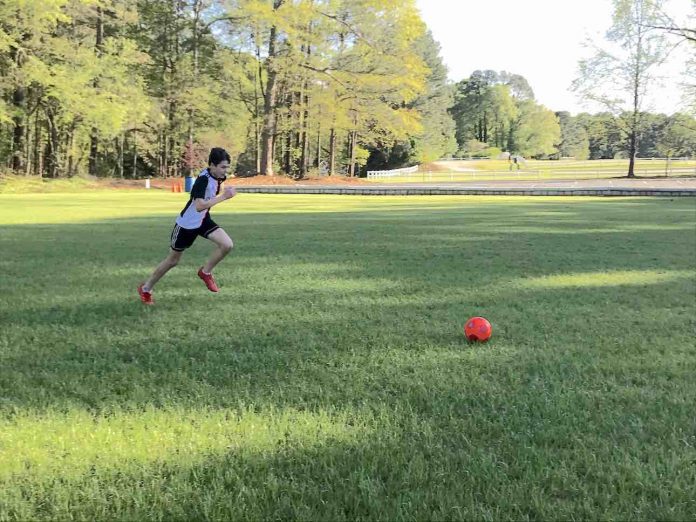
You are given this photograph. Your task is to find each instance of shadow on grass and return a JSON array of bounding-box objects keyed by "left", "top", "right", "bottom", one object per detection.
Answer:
[
  {"left": 4, "top": 398, "right": 694, "bottom": 521},
  {"left": 1, "top": 199, "right": 695, "bottom": 520},
  {"left": 1, "top": 198, "right": 694, "bottom": 414}
]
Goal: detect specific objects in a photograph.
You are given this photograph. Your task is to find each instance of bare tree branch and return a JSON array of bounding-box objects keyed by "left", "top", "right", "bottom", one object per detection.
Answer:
[{"left": 644, "top": 24, "right": 696, "bottom": 42}]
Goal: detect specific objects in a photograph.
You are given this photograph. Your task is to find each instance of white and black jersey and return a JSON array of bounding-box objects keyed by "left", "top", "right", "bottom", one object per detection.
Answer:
[{"left": 176, "top": 168, "right": 225, "bottom": 230}]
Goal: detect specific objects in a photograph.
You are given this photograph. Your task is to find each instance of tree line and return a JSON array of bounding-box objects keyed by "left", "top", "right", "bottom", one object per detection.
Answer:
[
  {"left": 0, "top": 0, "right": 694, "bottom": 179},
  {"left": 450, "top": 70, "right": 696, "bottom": 161}
]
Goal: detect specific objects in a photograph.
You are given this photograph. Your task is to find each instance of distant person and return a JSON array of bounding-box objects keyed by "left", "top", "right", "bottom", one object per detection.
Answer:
[{"left": 137, "top": 147, "right": 237, "bottom": 305}]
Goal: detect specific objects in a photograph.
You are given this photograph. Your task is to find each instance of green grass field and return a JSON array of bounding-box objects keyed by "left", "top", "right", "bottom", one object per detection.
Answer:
[
  {"left": 369, "top": 159, "right": 696, "bottom": 183},
  {"left": 1, "top": 191, "right": 695, "bottom": 520}
]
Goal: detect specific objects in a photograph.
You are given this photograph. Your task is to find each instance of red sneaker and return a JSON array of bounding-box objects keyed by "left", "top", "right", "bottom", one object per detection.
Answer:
[
  {"left": 197, "top": 268, "right": 219, "bottom": 292},
  {"left": 138, "top": 283, "right": 154, "bottom": 305}
]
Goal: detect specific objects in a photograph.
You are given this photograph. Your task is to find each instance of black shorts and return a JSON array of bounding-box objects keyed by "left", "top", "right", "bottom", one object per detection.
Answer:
[{"left": 170, "top": 214, "right": 220, "bottom": 251}]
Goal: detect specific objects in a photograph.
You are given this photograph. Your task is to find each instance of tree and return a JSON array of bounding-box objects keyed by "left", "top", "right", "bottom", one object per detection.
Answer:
[
  {"left": 636, "top": 112, "right": 669, "bottom": 157},
  {"left": 0, "top": 0, "right": 69, "bottom": 174},
  {"left": 367, "top": 29, "right": 456, "bottom": 170},
  {"left": 450, "top": 70, "right": 534, "bottom": 154},
  {"left": 646, "top": 1, "right": 696, "bottom": 116},
  {"left": 0, "top": 0, "right": 150, "bottom": 178},
  {"left": 656, "top": 113, "right": 696, "bottom": 161},
  {"left": 498, "top": 71, "right": 535, "bottom": 100},
  {"left": 575, "top": 112, "right": 624, "bottom": 159},
  {"left": 407, "top": 30, "right": 457, "bottom": 163},
  {"left": 573, "top": 0, "right": 669, "bottom": 176},
  {"left": 557, "top": 111, "right": 590, "bottom": 159},
  {"left": 512, "top": 101, "right": 561, "bottom": 158},
  {"left": 489, "top": 84, "right": 518, "bottom": 150},
  {"left": 644, "top": 0, "right": 696, "bottom": 42}
]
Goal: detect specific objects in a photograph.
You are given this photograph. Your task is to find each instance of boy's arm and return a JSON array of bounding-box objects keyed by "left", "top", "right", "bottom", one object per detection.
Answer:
[
  {"left": 194, "top": 185, "right": 236, "bottom": 212},
  {"left": 188, "top": 175, "right": 221, "bottom": 212}
]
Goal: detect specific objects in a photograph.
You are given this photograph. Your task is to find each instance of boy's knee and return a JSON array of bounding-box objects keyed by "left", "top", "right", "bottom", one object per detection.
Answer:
[{"left": 222, "top": 241, "right": 233, "bottom": 254}]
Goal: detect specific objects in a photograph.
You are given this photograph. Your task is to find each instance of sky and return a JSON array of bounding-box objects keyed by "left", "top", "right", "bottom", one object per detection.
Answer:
[{"left": 415, "top": 0, "right": 694, "bottom": 115}]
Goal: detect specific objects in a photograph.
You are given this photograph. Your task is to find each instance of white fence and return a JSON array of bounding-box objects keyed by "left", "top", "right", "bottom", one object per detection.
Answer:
[
  {"left": 366, "top": 159, "right": 695, "bottom": 181},
  {"left": 367, "top": 165, "right": 419, "bottom": 179},
  {"left": 436, "top": 156, "right": 693, "bottom": 160}
]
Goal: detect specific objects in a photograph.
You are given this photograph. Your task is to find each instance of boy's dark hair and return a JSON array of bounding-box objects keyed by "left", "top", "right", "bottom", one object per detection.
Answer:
[{"left": 209, "top": 147, "right": 231, "bottom": 166}]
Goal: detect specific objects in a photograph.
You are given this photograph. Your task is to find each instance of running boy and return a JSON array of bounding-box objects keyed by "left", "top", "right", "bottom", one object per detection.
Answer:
[{"left": 138, "top": 147, "right": 236, "bottom": 305}]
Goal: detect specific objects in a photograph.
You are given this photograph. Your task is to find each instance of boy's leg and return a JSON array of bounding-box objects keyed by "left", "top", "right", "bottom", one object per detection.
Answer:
[
  {"left": 202, "top": 228, "right": 234, "bottom": 274},
  {"left": 197, "top": 228, "right": 233, "bottom": 292},
  {"left": 143, "top": 249, "right": 184, "bottom": 291}
]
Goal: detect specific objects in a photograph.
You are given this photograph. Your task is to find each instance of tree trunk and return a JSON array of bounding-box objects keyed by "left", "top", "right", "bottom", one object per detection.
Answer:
[
  {"left": 300, "top": 92, "right": 309, "bottom": 178},
  {"left": 627, "top": 130, "right": 637, "bottom": 178},
  {"left": 627, "top": 62, "right": 640, "bottom": 178},
  {"left": 66, "top": 119, "right": 77, "bottom": 177},
  {"left": 329, "top": 127, "right": 336, "bottom": 176},
  {"left": 118, "top": 134, "right": 125, "bottom": 178},
  {"left": 255, "top": 122, "right": 261, "bottom": 174},
  {"left": 316, "top": 120, "right": 321, "bottom": 169},
  {"left": 260, "top": 0, "right": 284, "bottom": 176},
  {"left": 627, "top": 4, "right": 646, "bottom": 178},
  {"left": 186, "top": 0, "right": 203, "bottom": 176},
  {"left": 260, "top": 58, "right": 278, "bottom": 176},
  {"left": 348, "top": 130, "right": 357, "bottom": 177},
  {"left": 293, "top": 90, "right": 301, "bottom": 176},
  {"left": 168, "top": 100, "right": 177, "bottom": 178},
  {"left": 298, "top": 39, "right": 310, "bottom": 178},
  {"left": 11, "top": 43, "right": 27, "bottom": 174},
  {"left": 255, "top": 38, "right": 263, "bottom": 175},
  {"left": 160, "top": 130, "right": 167, "bottom": 177},
  {"left": 45, "top": 108, "right": 61, "bottom": 178},
  {"left": 132, "top": 129, "right": 138, "bottom": 178},
  {"left": 284, "top": 112, "right": 292, "bottom": 175},
  {"left": 89, "top": 6, "right": 104, "bottom": 176},
  {"left": 482, "top": 112, "right": 488, "bottom": 144},
  {"left": 89, "top": 126, "right": 99, "bottom": 176},
  {"left": 12, "top": 90, "right": 26, "bottom": 173},
  {"left": 32, "top": 109, "right": 42, "bottom": 176}
]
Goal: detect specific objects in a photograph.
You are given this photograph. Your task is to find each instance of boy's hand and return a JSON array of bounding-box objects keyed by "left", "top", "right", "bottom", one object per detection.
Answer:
[{"left": 223, "top": 186, "right": 236, "bottom": 199}]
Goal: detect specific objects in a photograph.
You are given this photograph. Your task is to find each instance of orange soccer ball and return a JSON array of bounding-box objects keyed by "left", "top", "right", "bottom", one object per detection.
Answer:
[{"left": 464, "top": 317, "right": 492, "bottom": 342}]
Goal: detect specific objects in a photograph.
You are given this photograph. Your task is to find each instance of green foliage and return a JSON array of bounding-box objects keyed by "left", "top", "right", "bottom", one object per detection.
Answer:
[
  {"left": 407, "top": 30, "right": 457, "bottom": 164},
  {"left": 0, "top": 0, "right": 153, "bottom": 176},
  {"left": 0, "top": 0, "right": 691, "bottom": 178},
  {"left": 354, "top": 145, "right": 370, "bottom": 166},
  {"left": 461, "top": 139, "right": 487, "bottom": 157},
  {"left": 450, "top": 70, "right": 562, "bottom": 158},
  {"left": 511, "top": 101, "right": 561, "bottom": 158},
  {"left": 556, "top": 112, "right": 590, "bottom": 159},
  {"left": 573, "top": 0, "right": 672, "bottom": 175},
  {"left": 569, "top": 111, "right": 696, "bottom": 160},
  {"left": 574, "top": 112, "right": 623, "bottom": 159},
  {"left": 656, "top": 113, "right": 696, "bottom": 157},
  {"left": 574, "top": 0, "right": 668, "bottom": 112},
  {"left": 484, "top": 146, "right": 502, "bottom": 159},
  {"left": 0, "top": 99, "right": 9, "bottom": 124}
]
